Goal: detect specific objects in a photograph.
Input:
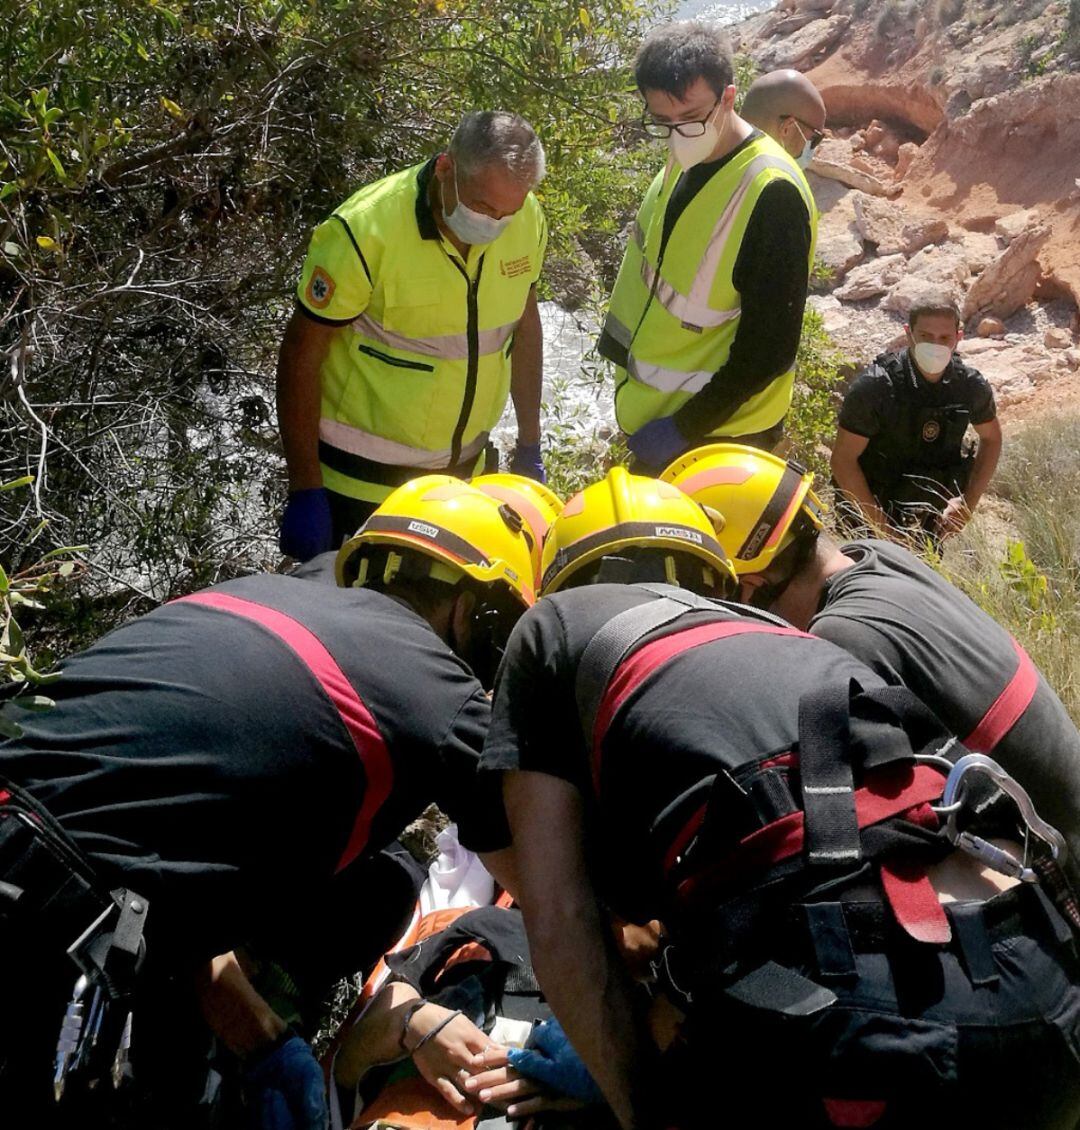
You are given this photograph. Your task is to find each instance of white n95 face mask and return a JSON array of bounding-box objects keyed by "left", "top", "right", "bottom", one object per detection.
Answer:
[
  {"left": 666, "top": 105, "right": 723, "bottom": 171},
  {"left": 912, "top": 342, "right": 954, "bottom": 376},
  {"left": 443, "top": 170, "right": 512, "bottom": 245}
]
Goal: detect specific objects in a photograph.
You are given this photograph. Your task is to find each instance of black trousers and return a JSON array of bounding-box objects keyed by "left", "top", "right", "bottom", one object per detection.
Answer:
[{"left": 663, "top": 884, "right": 1080, "bottom": 1129}]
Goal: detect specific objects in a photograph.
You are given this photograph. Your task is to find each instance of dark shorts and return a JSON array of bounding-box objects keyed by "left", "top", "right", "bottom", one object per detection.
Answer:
[{"left": 664, "top": 884, "right": 1080, "bottom": 1129}]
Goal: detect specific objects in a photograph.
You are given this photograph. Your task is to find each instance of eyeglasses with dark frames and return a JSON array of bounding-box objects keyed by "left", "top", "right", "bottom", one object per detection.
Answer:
[
  {"left": 784, "top": 116, "right": 825, "bottom": 150},
  {"left": 641, "top": 98, "right": 721, "bottom": 139}
]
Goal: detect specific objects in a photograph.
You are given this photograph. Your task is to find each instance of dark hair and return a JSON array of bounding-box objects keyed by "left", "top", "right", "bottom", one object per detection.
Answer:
[
  {"left": 908, "top": 296, "right": 962, "bottom": 329},
  {"left": 634, "top": 22, "right": 734, "bottom": 100}
]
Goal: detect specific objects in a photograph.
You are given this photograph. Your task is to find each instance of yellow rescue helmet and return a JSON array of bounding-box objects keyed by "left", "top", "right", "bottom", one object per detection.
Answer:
[
  {"left": 660, "top": 444, "right": 825, "bottom": 575},
  {"left": 470, "top": 473, "right": 564, "bottom": 587},
  {"left": 336, "top": 475, "right": 536, "bottom": 607},
  {"left": 540, "top": 466, "right": 737, "bottom": 596}
]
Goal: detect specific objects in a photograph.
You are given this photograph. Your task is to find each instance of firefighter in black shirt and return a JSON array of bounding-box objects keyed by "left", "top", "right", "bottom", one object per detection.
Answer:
[
  {"left": 484, "top": 466, "right": 1080, "bottom": 1130},
  {"left": 0, "top": 475, "right": 533, "bottom": 1128},
  {"left": 831, "top": 296, "right": 1002, "bottom": 541},
  {"left": 665, "top": 443, "right": 1080, "bottom": 887}
]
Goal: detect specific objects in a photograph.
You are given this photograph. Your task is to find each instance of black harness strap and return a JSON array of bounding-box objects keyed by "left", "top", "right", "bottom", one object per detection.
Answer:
[
  {"left": 575, "top": 584, "right": 722, "bottom": 745},
  {"left": 798, "top": 681, "right": 863, "bottom": 868}
]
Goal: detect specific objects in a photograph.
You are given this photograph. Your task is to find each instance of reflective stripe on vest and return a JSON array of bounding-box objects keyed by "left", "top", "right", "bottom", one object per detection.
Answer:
[
  {"left": 320, "top": 418, "right": 487, "bottom": 470},
  {"left": 590, "top": 617, "right": 815, "bottom": 792},
  {"left": 353, "top": 311, "right": 518, "bottom": 361},
  {"left": 606, "top": 136, "right": 817, "bottom": 437},
  {"left": 964, "top": 637, "right": 1038, "bottom": 753},
  {"left": 176, "top": 592, "right": 393, "bottom": 874}
]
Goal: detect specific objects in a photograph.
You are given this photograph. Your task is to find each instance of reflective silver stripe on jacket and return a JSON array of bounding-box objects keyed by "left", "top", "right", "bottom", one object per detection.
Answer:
[
  {"left": 320, "top": 418, "right": 487, "bottom": 468},
  {"left": 625, "top": 356, "right": 714, "bottom": 395},
  {"left": 352, "top": 312, "right": 518, "bottom": 361},
  {"left": 639, "top": 155, "right": 811, "bottom": 331}
]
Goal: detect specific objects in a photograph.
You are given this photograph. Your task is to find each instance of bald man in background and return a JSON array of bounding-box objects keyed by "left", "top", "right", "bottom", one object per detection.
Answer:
[{"left": 742, "top": 69, "right": 826, "bottom": 168}]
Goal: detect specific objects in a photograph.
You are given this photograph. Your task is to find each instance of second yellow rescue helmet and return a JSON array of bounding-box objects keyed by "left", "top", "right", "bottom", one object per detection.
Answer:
[
  {"left": 540, "top": 466, "right": 737, "bottom": 596},
  {"left": 336, "top": 475, "right": 536, "bottom": 607},
  {"left": 470, "top": 473, "right": 564, "bottom": 587},
  {"left": 660, "top": 444, "right": 825, "bottom": 575}
]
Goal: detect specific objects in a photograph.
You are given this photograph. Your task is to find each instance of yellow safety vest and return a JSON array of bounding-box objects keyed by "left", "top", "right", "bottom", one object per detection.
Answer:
[
  {"left": 601, "top": 134, "right": 817, "bottom": 439},
  {"left": 296, "top": 160, "right": 547, "bottom": 504}
]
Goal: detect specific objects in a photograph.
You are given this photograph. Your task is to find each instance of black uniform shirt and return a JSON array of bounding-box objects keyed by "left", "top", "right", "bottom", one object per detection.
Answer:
[
  {"left": 0, "top": 573, "right": 505, "bottom": 962},
  {"left": 810, "top": 539, "right": 1080, "bottom": 875},
  {"left": 482, "top": 584, "right": 879, "bottom": 918},
  {"left": 839, "top": 349, "right": 996, "bottom": 486}
]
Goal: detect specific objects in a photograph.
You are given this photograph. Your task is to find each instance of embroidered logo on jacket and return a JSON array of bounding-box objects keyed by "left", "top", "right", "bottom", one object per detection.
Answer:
[
  {"left": 499, "top": 256, "right": 532, "bottom": 279},
  {"left": 306, "top": 267, "right": 336, "bottom": 309}
]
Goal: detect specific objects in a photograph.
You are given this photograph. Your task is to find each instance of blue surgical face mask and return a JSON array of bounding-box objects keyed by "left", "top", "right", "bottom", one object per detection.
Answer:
[{"left": 442, "top": 169, "right": 512, "bottom": 245}]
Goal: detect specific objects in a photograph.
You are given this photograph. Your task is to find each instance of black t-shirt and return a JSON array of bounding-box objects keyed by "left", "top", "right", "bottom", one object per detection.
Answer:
[
  {"left": 838, "top": 349, "right": 996, "bottom": 484},
  {"left": 0, "top": 573, "right": 504, "bottom": 963},
  {"left": 810, "top": 539, "right": 1080, "bottom": 876},
  {"left": 482, "top": 584, "right": 880, "bottom": 918}
]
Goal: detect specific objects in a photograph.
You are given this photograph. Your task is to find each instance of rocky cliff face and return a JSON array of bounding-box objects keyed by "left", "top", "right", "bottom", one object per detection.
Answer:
[{"left": 732, "top": 0, "right": 1080, "bottom": 413}]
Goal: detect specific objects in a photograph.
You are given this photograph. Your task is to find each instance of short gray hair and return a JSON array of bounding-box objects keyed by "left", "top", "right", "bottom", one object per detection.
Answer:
[{"left": 449, "top": 111, "right": 546, "bottom": 187}]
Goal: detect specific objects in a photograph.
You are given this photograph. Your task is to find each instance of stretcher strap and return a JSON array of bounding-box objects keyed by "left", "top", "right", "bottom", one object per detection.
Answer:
[
  {"left": 964, "top": 637, "right": 1038, "bottom": 753},
  {"left": 176, "top": 591, "right": 393, "bottom": 873}
]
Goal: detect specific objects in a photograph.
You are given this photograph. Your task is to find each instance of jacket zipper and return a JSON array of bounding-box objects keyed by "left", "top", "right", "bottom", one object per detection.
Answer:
[
  {"left": 357, "top": 344, "right": 435, "bottom": 372},
  {"left": 447, "top": 253, "right": 484, "bottom": 469}
]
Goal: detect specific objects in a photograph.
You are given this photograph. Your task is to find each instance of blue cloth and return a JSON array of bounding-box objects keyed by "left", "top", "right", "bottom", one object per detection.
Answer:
[
  {"left": 509, "top": 442, "right": 546, "bottom": 483},
  {"left": 279, "top": 488, "right": 333, "bottom": 562},
  {"left": 626, "top": 416, "right": 686, "bottom": 472},
  {"left": 244, "top": 1035, "right": 328, "bottom": 1130},
  {"left": 506, "top": 1018, "right": 603, "bottom": 1104}
]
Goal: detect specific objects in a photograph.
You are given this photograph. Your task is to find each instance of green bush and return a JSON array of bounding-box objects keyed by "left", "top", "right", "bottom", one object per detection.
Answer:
[
  {"left": 942, "top": 413, "right": 1080, "bottom": 725},
  {"left": 0, "top": 0, "right": 665, "bottom": 639},
  {"left": 786, "top": 305, "right": 848, "bottom": 481}
]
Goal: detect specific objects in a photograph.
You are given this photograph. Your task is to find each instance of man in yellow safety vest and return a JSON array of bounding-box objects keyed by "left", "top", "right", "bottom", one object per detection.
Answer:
[
  {"left": 277, "top": 111, "right": 549, "bottom": 561},
  {"left": 598, "top": 22, "right": 818, "bottom": 474}
]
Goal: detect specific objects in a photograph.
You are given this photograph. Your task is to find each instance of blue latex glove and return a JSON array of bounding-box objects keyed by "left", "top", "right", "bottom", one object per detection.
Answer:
[
  {"left": 243, "top": 1034, "right": 328, "bottom": 1130},
  {"left": 505, "top": 1018, "right": 604, "bottom": 1104},
  {"left": 509, "top": 441, "right": 546, "bottom": 483},
  {"left": 279, "top": 488, "right": 333, "bottom": 561},
  {"left": 626, "top": 416, "right": 687, "bottom": 472}
]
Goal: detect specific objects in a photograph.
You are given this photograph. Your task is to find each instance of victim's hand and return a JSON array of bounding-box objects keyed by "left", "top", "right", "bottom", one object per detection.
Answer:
[
  {"left": 467, "top": 1044, "right": 588, "bottom": 1119},
  {"left": 407, "top": 1005, "right": 500, "bottom": 1115}
]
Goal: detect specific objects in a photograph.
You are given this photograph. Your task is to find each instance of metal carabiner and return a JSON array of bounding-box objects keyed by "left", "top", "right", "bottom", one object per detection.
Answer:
[{"left": 933, "top": 753, "right": 1067, "bottom": 881}]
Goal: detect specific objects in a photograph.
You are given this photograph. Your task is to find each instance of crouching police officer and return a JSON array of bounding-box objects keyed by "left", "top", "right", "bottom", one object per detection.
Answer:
[
  {"left": 0, "top": 476, "right": 533, "bottom": 1128},
  {"left": 481, "top": 467, "right": 1080, "bottom": 1129}
]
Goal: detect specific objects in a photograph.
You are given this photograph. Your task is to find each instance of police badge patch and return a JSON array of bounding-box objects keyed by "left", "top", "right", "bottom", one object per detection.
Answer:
[
  {"left": 306, "top": 267, "right": 336, "bottom": 310},
  {"left": 921, "top": 419, "right": 941, "bottom": 442}
]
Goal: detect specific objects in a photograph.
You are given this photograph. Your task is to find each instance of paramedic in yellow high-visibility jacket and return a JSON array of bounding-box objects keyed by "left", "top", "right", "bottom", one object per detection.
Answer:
[
  {"left": 599, "top": 22, "right": 818, "bottom": 475},
  {"left": 276, "top": 111, "right": 549, "bottom": 561}
]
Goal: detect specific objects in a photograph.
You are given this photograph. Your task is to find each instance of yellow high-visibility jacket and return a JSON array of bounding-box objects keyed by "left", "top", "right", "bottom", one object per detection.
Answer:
[
  {"left": 601, "top": 134, "right": 816, "bottom": 440},
  {"left": 297, "top": 159, "right": 547, "bottom": 504}
]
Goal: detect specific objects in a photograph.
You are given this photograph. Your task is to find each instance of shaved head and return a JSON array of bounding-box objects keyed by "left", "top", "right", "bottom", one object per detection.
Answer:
[{"left": 742, "top": 69, "right": 826, "bottom": 160}]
